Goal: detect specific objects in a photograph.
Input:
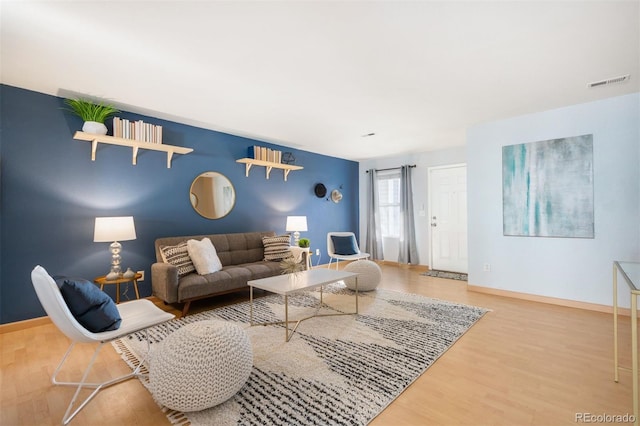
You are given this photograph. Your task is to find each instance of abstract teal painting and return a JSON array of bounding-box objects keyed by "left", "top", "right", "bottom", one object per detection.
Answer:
[{"left": 502, "top": 134, "right": 594, "bottom": 238}]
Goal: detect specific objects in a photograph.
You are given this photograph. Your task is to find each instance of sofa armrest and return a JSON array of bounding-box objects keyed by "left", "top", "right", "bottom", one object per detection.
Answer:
[{"left": 151, "top": 262, "right": 179, "bottom": 303}]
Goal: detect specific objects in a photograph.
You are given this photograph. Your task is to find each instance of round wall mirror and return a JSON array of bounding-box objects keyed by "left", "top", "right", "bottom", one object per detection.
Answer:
[{"left": 189, "top": 172, "right": 236, "bottom": 219}]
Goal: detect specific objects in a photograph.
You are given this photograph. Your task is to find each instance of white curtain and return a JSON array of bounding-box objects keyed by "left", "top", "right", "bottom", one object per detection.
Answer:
[{"left": 364, "top": 169, "right": 383, "bottom": 260}]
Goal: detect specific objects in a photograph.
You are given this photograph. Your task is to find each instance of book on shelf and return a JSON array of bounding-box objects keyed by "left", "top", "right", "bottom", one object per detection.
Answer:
[
  {"left": 245, "top": 145, "right": 283, "bottom": 163},
  {"left": 248, "top": 146, "right": 257, "bottom": 160},
  {"left": 112, "top": 117, "right": 163, "bottom": 144}
]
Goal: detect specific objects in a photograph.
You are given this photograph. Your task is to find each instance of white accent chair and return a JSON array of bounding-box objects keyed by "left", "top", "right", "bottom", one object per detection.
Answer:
[
  {"left": 31, "top": 265, "right": 175, "bottom": 425},
  {"left": 326, "top": 232, "right": 370, "bottom": 269}
]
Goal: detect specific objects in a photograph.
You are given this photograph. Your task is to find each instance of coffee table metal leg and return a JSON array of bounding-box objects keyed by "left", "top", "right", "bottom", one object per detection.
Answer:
[
  {"left": 285, "top": 295, "right": 289, "bottom": 341},
  {"left": 249, "top": 275, "right": 360, "bottom": 342},
  {"left": 356, "top": 276, "right": 359, "bottom": 314},
  {"left": 250, "top": 286, "right": 254, "bottom": 324}
]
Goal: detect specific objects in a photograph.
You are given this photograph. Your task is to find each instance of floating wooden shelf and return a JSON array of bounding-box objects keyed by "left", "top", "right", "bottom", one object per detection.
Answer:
[
  {"left": 73, "top": 131, "right": 193, "bottom": 168},
  {"left": 236, "top": 158, "right": 303, "bottom": 181}
]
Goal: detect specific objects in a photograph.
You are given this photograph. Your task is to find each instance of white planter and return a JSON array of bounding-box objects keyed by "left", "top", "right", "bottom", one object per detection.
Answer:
[{"left": 82, "top": 121, "right": 108, "bottom": 135}]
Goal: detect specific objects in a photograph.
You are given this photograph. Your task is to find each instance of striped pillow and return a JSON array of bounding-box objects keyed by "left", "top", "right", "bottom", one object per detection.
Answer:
[
  {"left": 262, "top": 235, "right": 293, "bottom": 262},
  {"left": 159, "top": 241, "right": 196, "bottom": 277}
]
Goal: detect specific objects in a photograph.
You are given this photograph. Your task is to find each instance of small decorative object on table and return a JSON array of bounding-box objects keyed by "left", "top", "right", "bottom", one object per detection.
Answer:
[{"left": 122, "top": 268, "right": 135, "bottom": 279}]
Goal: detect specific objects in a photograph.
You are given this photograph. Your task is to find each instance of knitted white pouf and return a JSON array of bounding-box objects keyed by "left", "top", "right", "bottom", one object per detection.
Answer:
[
  {"left": 149, "top": 320, "right": 253, "bottom": 412},
  {"left": 343, "top": 260, "right": 382, "bottom": 291}
]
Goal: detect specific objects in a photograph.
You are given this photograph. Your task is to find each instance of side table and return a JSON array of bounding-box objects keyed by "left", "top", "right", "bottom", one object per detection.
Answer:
[
  {"left": 94, "top": 273, "right": 142, "bottom": 304},
  {"left": 290, "top": 246, "right": 312, "bottom": 270},
  {"left": 301, "top": 247, "right": 313, "bottom": 270}
]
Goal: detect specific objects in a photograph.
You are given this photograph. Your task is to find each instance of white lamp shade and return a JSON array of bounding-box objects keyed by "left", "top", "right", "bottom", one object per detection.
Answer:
[
  {"left": 94, "top": 216, "right": 137, "bottom": 242},
  {"left": 286, "top": 216, "right": 308, "bottom": 232}
]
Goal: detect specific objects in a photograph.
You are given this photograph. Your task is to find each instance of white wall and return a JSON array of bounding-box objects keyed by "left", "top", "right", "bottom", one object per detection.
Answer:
[
  {"left": 359, "top": 147, "right": 466, "bottom": 266},
  {"left": 467, "top": 93, "right": 640, "bottom": 307}
]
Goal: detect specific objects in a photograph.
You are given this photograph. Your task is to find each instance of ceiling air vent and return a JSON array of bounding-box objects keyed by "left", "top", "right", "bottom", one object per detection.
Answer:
[{"left": 587, "top": 74, "right": 630, "bottom": 88}]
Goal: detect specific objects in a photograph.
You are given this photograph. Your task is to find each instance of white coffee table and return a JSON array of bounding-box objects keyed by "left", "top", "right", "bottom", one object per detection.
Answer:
[{"left": 249, "top": 269, "right": 359, "bottom": 342}]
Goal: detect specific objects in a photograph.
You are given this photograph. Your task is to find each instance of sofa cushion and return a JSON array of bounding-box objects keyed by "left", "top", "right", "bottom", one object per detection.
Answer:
[
  {"left": 187, "top": 238, "right": 223, "bottom": 275},
  {"left": 242, "top": 261, "right": 283, "bottom": 279},
  {"left": 159, "top": 241, "right": 196, "bottom": 277},
  {"left": 178, "top": 267, "right": 252, "bottom": 300},
  {"left": 262, "top": 235, "right": 292, "bottom": 261}
]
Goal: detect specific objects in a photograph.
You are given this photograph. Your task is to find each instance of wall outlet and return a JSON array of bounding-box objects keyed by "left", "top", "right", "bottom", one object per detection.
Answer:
[
  {"left": 315, "top": 248, "right": 320, "bottom": 256},
  {"left": 483, "top": 263, "right": 491, "bottom": 272},
  {"left": 137, "top": 270, "right": 145, "bottom": 281}
]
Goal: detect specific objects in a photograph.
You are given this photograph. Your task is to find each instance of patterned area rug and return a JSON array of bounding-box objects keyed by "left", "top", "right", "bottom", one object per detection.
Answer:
[
  {"left": 421, "top": 270, "right": 468, "bottom": 281},
  {"left": 113, "top": 283, "right": 487, "bottom": 426}
]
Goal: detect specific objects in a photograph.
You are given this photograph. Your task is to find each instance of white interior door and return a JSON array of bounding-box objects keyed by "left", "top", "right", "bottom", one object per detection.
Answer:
[{"left": 429, "top": 165, "right": 468, "bottom": 273}]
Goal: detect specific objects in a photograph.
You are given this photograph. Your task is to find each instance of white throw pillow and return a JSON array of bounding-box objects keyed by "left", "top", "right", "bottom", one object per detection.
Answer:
[{"left": 187, "top": 238, "right": 223, "bottom": 275}]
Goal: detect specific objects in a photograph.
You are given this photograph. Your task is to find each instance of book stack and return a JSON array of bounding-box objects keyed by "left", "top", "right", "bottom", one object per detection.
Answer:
[
  {"left": 113, "top": 117, "right": 163, "bottom": 144},
  {"left": 248, "top": 146, "right": 282, "bottom": 163}
]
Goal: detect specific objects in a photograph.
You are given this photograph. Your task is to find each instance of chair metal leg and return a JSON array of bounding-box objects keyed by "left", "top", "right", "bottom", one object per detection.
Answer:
[{"left": 52, "top": 330, "right": 152, "bottom": 425}]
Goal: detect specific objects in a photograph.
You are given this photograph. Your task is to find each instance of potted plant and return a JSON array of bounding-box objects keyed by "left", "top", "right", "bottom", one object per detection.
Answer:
[
  {"left": 298, "top": 238, "right": 310, "bottom": 248},
  {"left": 64, "top": 98, "right": 120, "bottom": 135}
]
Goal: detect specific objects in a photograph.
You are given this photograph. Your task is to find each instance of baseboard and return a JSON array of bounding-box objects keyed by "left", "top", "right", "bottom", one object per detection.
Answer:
[
  {"left": 0, "top": 316, "right": 51, "bottom": 334},
  {"left": 377, "top": 260, "right": 429, "bottom": 271},
  {"left": 468, "top": 284, "right": 630, "bottom": 316},
  {"left": 312, "top": 259, "right": 428, "bottom": 272}
]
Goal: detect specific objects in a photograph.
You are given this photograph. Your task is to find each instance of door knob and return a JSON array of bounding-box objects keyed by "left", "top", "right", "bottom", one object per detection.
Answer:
[{"left": 431, "top": 222, "right": 437, "bottom": 227}]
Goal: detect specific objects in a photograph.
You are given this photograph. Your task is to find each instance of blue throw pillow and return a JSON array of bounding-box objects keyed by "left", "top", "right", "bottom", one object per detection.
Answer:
[
  {"left": 331, "top": 235, "right": 359, "bottom": 255},
  {"left": 54, "top": 276, "right": 122, "bottom": 332}
]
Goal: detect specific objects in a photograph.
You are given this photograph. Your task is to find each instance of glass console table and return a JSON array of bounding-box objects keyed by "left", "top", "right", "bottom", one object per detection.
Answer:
[{"left": 613, "top": 261, "right": 640, "bottom": 426}]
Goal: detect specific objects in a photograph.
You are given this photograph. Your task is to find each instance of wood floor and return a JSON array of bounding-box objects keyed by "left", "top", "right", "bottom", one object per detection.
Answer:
[{"left": 1, "top": 263, "right": 636, "bottom": 426}]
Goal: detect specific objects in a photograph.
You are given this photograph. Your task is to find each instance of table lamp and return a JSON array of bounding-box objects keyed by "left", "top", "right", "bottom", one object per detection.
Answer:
[
  {"left": 94, "top": 216, "right": 137, "bottom": 280},
  {"left": 286, "top": 215, "right": 308, "bottom": 246}
]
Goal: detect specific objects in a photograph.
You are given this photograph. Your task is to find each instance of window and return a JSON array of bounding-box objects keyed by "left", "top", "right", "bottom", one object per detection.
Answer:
[{"left": 377, "top": 171, "right": 401, "bottom": 237}]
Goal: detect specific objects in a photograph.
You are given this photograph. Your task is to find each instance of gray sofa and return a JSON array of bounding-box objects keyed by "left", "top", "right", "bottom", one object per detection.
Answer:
[{"left": 151, "top": 231, "right": 282, "bottom": 316}]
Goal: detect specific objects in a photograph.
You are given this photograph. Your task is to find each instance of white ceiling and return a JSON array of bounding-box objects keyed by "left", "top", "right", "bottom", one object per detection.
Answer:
[{"left": 1, "top": 1, "right": 638, "bottom": 161}]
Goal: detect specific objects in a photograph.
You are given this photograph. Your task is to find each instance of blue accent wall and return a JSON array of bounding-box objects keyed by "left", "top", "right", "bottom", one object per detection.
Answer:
[{"left": 0, "top": 84, "right": 359, "bottom": 324}]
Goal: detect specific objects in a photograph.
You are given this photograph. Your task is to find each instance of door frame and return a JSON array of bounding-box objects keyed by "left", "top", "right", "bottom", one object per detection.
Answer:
[{"left": 428, "top": 163, "right": 468, "bottom": 271}]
